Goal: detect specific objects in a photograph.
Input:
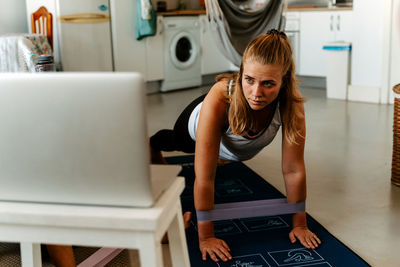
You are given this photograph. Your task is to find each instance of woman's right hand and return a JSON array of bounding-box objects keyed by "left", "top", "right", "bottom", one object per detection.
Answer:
[{"left": 199, "top": 237, "right": 232, "bottom": 262}]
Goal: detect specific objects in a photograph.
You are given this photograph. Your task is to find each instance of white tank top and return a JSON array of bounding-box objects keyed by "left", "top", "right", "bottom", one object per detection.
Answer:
[{"left": 188, "top": 98, "right": 282, "bottom": 162}]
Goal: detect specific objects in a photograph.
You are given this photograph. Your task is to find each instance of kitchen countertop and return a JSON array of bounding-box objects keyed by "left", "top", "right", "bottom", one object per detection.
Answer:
[
  {"left": 157, "top": 9, "right": 206, "bottom": 16},
  {"left": 157, "top": 6, "right": 352, "bottom": 16},
  {"left": 287, "top": 6, "right": 352, "bottom": 11}
]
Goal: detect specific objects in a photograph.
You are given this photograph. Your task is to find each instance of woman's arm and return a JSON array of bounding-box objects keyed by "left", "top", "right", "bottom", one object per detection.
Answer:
[
  {"left": 194, "top": 81, "right": 232, "bottom": 262},
  {"left": 281, "top": 102, "right": 321, "bottom": 249}
]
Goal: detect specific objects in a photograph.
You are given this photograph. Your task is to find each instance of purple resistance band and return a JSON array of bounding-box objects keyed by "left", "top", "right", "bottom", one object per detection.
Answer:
[{"left": 196, "top": 198, "right": 305, "bottom": 222}]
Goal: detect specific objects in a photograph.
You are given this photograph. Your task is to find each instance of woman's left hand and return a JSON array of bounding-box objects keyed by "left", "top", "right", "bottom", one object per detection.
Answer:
[{"left": 289, "top": 226, "right": 321, "bottom": 249}]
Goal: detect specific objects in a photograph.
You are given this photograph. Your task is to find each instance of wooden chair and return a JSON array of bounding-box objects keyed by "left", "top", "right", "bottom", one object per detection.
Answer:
[{"left": 31, "top": 6, "right": 53, "bottom": 48}]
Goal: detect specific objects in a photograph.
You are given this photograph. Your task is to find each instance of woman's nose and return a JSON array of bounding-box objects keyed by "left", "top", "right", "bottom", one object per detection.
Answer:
[{"left": 252, "top": 83, "right": 263, "bottom": 96}]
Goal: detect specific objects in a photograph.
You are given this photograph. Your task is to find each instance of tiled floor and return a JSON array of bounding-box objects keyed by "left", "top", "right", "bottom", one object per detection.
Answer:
[{"left": 147, "top": 85, "right": 400, "bottom": 267}]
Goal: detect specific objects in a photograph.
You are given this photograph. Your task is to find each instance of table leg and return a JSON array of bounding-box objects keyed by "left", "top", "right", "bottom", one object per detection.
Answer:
[
  {"left": 167, "top": 201, "right": 190, "bottom": 267},
  {"left": 138, "top": 233, "right": 163, "bottom": 267},
  {"left": 20, "top": 242, "right": 42, "bottom": 267}
]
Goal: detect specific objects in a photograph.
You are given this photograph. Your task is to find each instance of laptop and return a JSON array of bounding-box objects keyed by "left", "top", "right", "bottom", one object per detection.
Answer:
[{"left": 0, "top": 72, "right": 181, "bottom": 207}]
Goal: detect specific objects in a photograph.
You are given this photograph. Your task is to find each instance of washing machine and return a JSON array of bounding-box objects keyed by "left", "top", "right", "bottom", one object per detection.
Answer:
[{"left": 161, "top": 16, "right": 202, "bottom": 92}]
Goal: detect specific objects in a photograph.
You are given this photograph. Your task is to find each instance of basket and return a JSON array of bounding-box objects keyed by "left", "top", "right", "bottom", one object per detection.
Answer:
[{"left": 392, "top": 83, "right": 400, "bottom": 186}]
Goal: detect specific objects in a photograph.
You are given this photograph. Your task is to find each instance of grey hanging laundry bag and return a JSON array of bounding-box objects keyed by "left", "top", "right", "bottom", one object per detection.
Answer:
[{"left": 205, "top": 0, "right": 286, "bottom": 66}]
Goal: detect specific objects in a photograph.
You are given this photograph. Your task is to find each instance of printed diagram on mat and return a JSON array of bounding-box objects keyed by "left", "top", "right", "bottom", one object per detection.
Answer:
[
  {"left": 181, "top": 162, "right": 194, "bottom": 168},
  {"left": 292, "top": 262, "right": 332, "bottom": 267},
  {"left": 240, "top": 216, "right": 289, "bottom": 232},
  {"left": 215, "top": 178, "right": 253, "bottom": 197},
  {"left": 192, "top": 220, "right": 242, "bottom": 236},
  {"left": 216, "top": 254, "right": 271, "bottom": 267},
  {"left": 268, "top": 248, "right": 324, "bottom": 266}
]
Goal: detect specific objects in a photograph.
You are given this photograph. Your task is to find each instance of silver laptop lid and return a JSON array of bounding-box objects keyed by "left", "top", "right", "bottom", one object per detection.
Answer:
[{"left": 0, "top": 72, "right": 158, "bottom": 207}]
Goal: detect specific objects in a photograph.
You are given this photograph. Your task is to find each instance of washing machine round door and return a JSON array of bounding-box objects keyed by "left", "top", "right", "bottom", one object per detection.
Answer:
[{"left": 169, "top": 31, "right": 198, "bottom": 70}]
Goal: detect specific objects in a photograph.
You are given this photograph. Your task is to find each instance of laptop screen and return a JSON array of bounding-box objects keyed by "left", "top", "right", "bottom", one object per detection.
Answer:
[{"left": 0, "top": 72, "right": 155, "bottom": 207}]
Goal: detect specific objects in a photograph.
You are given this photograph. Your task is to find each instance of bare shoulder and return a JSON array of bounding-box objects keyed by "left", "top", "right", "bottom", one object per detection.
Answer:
[
  {"left": 203, "top": 80, "right": 229, "bottom": 107},
  {"left": 199, "top": 81, "right": 229, "bottom": 125}
]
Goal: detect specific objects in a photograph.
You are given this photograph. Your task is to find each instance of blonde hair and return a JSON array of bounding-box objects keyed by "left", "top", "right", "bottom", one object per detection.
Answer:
[{"left": 217, "top": 30, "right": 304, "bottom": 144}]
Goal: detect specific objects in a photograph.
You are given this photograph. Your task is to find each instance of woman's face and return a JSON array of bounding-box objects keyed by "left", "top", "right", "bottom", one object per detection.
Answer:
[{"left": 241, "top": 60, "right": 283, "bottom": 111}]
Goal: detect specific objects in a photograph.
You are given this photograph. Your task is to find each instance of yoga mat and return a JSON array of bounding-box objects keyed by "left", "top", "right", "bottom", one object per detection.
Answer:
[{"left": 166, "top": 155, "right": 371, "bottom": 267}]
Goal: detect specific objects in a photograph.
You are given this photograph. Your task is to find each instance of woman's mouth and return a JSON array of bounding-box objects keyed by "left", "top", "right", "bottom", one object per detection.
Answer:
[{"left": 249, "top": 99, "right": 264, "bottom": 105}]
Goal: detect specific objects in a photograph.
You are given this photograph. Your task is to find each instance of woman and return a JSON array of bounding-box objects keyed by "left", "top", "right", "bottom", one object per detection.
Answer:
[{"left": 150, "top": 29, "right": 321, "bottom": 263}]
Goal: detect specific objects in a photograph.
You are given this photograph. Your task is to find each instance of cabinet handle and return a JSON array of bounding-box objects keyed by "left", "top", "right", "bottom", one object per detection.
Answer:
[
  {"left": 330, "top": 15, "right": 333, "bottom": 31},
  {"left": 200, "top": 17, "right": 206, "bottom": 33},
  {"left": 337, "top": 15, "right": 340, "bottom": 31},
  {"left": 158, "top": 18, "right": 163, "bottom": 34}
]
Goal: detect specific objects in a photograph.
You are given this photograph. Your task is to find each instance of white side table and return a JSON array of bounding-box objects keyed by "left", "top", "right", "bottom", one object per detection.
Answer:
[{"left": 0, "top": 178, "right": 189, "bottom": 267}]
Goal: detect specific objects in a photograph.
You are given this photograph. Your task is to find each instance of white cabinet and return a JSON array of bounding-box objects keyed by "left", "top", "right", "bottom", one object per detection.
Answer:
[
  {"left": 299, "top": 10, "right": 353, "bottom": 77},
  {"left": 333, "top": 11, "right": 353, "bottom": 42},
  {"left": 111, "top": 0, "right": 164, "bottom": 81},
  {"left": 199, "top": 15, "right": 232, "bottom": 75},
  {"left": 57, "top": 0, "right": 113, "bottom": 72},
  {"left": 284, "top": 12, "right": 300, "bottom": 74},
  {"left": 146, "top": 16, "right": 164, "bottom": 81},
  {"left": 110, "top": 0, "right": 147, "bottom": 75}
]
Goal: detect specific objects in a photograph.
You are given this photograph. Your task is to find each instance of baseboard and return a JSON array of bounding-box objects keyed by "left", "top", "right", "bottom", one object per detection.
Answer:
[
  {"left": 348, "top": 85, "right": 380, "bottom": 103},
  {"left": 202, "top": 74, "right": 217, "bottom": 86},
  {"left": 146, "top": 81, "right": 161, "bottom": 95},
  {"left": 147, "top": 72, "right": 235, "bottom": 94},
  {"left": 297, "top": 76, "right": 326, "bottom": 89}
]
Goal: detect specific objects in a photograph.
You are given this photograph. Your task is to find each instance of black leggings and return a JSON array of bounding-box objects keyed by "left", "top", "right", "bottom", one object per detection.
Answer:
[{"left": 150, "top": 94, "right": 207, "bottom": 153}]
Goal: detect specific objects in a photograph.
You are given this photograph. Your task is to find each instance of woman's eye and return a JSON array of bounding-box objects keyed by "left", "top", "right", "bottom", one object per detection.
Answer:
[
  {"left": 262, "top": 81, "right": 274, "bottom": 87},
  {"left": 246, "top": 77, "right": 253, "bottom": 83}
]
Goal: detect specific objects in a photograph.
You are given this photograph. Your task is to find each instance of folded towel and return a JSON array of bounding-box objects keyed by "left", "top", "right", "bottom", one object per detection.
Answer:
[
  {"left": 0, "top": 34, "right": 52, "bottom": 72},
  {"left": 136, "top": 0, "right": 157, "bottom": 40},
  {"left": 141, "top": 0, "right": 152, "bottom": 20}
]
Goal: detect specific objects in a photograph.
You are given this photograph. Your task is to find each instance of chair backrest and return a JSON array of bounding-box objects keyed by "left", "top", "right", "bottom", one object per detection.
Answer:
[{"left": 31, "top": 6, "right": 53, "bottom": 48}]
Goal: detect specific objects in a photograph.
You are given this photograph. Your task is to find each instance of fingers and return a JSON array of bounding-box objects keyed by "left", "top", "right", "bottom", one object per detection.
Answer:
[
  {"left": 313, "top": 234, "right": 322, "bottom": 245},
  {"left": 200, "top": 238, "right": 232, "bottom": 262},
  {"left": 299, "top": 235, "right": 318, "bottom": 249},
  {"left": 302, "top": 236, "right": 315, "bottom": 249},
  {"left": 221, "top": 240, "right": 231, "bottom": 251},
  {"left": 289, "top": 231, "right": 296, "bottom": 243},
  {"left": 202, "top": 249, "right": 207, "bottom": 261},
  {"left": 183, "top": 211, "right": 192, "bottom": 229},
  {"left": 305, "top": 232, "right": 321, "bottom": 249},
  {"left": 290, "top": 228, "right": 321, "bottom": 250},
  {"left": 214, "top": 247, "right": 231, "bottom": 262},
  {"left": 207, "top": 249, "right": 219, "bottom": 262},
  {"left": 298, "top": 235, "right": 311, "bottom": 249},
  {"left": 202, "top": 247, "right": 231, "bottom": 262},
  {"left": 310, "top": 233, "right": 322, "bottom": 247},
  {"left": 309, "top": 238, "right": 319, "bottom": 248}
]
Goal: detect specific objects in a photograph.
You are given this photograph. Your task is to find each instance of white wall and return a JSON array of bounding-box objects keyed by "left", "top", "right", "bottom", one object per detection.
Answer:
[
  {"left": 348, "top": 0, "right": 385, "bottom": 103},
  {"left": 150, "top": 0, "right": 200, "bottom": 11},
  {"left": 0, "top": 0, "right": 28, "bottom": 34},
  {"left": 389, "top": 0, "right": 400, "bottom": 102},
  {"left": 185, "top": 0, "right": 201, "bottom": 10}
]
